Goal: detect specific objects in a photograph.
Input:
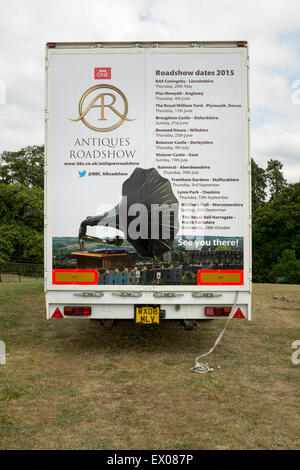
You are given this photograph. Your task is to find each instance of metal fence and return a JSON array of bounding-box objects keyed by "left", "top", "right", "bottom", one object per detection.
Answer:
[{"left": 0, "top": 263, "right": 43, "bottom": 282}]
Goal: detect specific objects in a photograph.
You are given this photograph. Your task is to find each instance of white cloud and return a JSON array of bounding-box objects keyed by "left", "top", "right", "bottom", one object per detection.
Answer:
[
  {"left": 254, "top": 121, "right": 300, "bottom": 160},
  {"left": 0, "top": 0, "right": 300, "bottom": 182},
  {"left": 252, "top": 119, "right": 300, "bottom": 182}
]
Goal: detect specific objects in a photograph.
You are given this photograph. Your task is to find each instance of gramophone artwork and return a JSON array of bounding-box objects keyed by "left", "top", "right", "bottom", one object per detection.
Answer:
[
  {"left": 78, "top": 167, "right": 180, "bottom": 259},
  {"left": 53, "top": 167, "right": 243, "bottom": 286}
]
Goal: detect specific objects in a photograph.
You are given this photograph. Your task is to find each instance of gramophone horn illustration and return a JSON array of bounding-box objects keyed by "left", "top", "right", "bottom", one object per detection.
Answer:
[{"left": 78, "top": 167, "right": 179, "bottom": 259}]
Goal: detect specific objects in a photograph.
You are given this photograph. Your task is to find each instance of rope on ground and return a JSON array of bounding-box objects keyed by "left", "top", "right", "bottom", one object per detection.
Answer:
[{"left": 191, "top": 291, "right": 239, "bottom": 374}]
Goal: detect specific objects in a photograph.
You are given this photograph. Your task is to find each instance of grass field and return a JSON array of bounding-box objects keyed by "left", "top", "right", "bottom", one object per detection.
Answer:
[
  {"left": 0, "top": 280, "right": 299, "bottom": 450},
  {"left": 0, "top": 274, "right": 42, "bottom": 283}
]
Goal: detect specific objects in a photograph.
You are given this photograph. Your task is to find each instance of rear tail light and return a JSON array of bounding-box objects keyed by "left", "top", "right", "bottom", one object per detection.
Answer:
[
  {"left": 215, "top": 308, "right": 224, "bottom": 316},
  {"left": 205, "top": 307, "right": 232, "bottom": 317},
  {"left": 64, "top": 306, "right": 91, "bottom": 316},
  {"left": 205, "top": 307, "right": 215, "bottom": 316}
]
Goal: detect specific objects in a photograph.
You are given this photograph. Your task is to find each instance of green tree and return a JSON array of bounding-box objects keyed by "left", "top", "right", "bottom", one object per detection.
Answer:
[
  {"left": 271, "top": 249, "right": 300, "bottom": 284},
  {"left": 0, "top": 183, "right": 43, "bottom": 262},
  {"left": 266, "top": 159, "right": 287, "bottom": 200},
  {"left": 251, "top": 158, "right": 267, "bottom": 211},
  {"left": 0, "top": 145, "right": 44, "bottom": 188},
  {"left": 252, "top": 182, "right": 300, "bottom": 282}
]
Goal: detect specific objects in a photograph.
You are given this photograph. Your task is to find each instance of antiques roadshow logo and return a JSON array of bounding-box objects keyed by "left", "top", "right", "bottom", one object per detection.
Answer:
[{"left": 70, "top": 84, "right": 135, "bottom": 132}]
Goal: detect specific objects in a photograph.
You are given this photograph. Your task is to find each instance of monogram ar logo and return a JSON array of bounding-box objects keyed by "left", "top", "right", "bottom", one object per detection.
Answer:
[{"left": 70, "top": 84, "right": 135, "bottom": 132}]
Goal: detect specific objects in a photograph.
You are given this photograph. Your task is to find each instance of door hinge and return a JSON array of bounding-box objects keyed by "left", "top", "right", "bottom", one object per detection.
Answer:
[
  {"left": 112, "top": 291, "right": 142, "bottom": 297},
  {"left": 153, "top": 292, "right": 184, "bottom": 298},
  {"left": 192, "top": 292, "right": 223, "bottom": 298},
  {"left": 74, "top": 292, "right": 104, "bottom": 297}
]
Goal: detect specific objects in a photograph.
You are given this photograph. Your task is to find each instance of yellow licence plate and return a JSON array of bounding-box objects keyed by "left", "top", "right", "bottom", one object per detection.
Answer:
[{"left": 135, "top": 305, "right": 160, "bottom": 324}]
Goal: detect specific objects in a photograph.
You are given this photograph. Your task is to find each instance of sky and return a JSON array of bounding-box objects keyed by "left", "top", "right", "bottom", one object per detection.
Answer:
[{"left": 0, "top": 0, "right": 300, "bottom": 182}]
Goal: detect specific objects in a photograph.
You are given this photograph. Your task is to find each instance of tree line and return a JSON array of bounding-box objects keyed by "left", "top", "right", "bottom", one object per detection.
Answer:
[
  {"left": 251, "top": 159, "right": 300, "bottom": 283},
  {"left": 0, "top": 145, "right": 299, "bottom": 282},
  {"left": 0, "top": 146, "right": 43, "bottom": 264}
]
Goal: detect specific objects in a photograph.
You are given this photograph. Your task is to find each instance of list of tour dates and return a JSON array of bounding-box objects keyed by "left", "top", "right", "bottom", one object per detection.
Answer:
[{"left": 153, "top": 72, "right": 243, "bottom": 234}]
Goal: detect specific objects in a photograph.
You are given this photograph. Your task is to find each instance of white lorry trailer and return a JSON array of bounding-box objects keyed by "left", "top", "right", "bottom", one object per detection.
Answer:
[{"left": 45, "top": 41, "right": 251, "bottom": 329}]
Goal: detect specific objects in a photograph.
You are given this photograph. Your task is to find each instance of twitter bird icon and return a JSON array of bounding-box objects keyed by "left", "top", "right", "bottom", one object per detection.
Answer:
[{"left": 78, "top": 170, "right": 86, "bottom": 178}]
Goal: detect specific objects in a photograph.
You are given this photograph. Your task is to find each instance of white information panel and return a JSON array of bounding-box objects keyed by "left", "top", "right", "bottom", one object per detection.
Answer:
[{"left": 46, "top": 46, "right": 249, "bottom": 289}]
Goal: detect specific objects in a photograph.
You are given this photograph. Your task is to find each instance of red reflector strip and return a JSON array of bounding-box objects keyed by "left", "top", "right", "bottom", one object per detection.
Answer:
[
  {"left": 64, "top": 306, "right": 91, "bottom": 316},
  {"left": 198, "top": 270, "right": 244, "bottom": 286},
  {"left": 52, "top": 269, "right": 98, "bottom": 285}
]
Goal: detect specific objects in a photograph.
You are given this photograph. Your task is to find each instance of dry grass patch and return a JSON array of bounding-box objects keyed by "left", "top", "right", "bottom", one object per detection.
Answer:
[{"left": 0, "top": 281, "right": 299, "bottom": 449}]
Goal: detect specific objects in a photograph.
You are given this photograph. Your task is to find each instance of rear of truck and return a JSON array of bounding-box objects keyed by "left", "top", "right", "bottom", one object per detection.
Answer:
[{"left": 45, "top": 41, "right": 251, "bottom": 328}]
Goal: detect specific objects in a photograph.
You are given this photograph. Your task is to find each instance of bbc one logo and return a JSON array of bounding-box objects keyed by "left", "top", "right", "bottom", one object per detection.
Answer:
[
  {"left": 94, "top": 67, "right": 111, "bottom": 79},
  {"left": 70, "top": 82, "right": 135, "bottom": 132}
]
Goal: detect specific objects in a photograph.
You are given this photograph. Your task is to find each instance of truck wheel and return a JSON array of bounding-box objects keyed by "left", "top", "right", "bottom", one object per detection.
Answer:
[
  {"left": 184, "top": 320, "right": 196, "bottom": 330},
  {"left": 103, "top": 319, "right": 114, "bottom": 330}
]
